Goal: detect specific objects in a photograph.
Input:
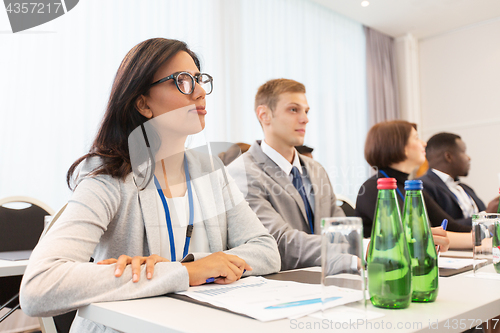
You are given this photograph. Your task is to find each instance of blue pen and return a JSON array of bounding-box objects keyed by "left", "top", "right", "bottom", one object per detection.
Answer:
[
  {"left": 441, "top": 219, "right": 448, "bottom": 231},
  {"left": 205, "top": 269, "right": 246, "bottom": 284},
  {"left": 437, "top": 219, "right": 448, "bottom": 257}
]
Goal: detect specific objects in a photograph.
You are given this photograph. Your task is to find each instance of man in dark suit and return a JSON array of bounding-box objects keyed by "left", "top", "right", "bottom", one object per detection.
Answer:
[
  {"left": 227, "top": 79, "right": 351, "bottom": 271},
  {"left": 418, "top": 132, "right": 497, "bottom": 227}
]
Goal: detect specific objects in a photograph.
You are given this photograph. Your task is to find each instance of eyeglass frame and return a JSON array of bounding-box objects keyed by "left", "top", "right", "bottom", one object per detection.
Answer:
[{"left": 149, "top": 71, "right": 213, "bottom": 95}]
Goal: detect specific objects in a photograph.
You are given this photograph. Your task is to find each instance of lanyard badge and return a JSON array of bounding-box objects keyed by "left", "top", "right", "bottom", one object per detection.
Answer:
[{"left": 154, "top": 155, "right": 194, "bottom": 262}]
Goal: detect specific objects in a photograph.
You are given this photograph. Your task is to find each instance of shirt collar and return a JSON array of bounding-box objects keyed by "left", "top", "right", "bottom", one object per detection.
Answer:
[
  {"left": 432, "top": 168, "right": 459, "bottom": 185},
  {"left": 261, "top": 140, "right": 302, "bottom": 175}
]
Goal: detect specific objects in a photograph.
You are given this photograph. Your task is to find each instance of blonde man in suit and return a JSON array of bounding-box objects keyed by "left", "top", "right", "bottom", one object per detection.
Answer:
[{"left": 228, "top": 79, "right": 350, "bottom": 271}]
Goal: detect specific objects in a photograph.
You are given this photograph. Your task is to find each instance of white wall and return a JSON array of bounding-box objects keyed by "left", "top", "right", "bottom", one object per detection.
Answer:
[
  {"left": 419, "top": 18, "right": 500, "bottom": 203},
  {"left": 395, "top": 34, "right": 421, "bottom": 129},
  {"left": 0, "top": 0, "right": 368, "bottom": 210}
]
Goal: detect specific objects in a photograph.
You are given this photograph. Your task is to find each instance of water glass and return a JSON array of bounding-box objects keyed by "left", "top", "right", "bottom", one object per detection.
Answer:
[{"left": 321, "top": 217, "right": 366, "bottom": 313}]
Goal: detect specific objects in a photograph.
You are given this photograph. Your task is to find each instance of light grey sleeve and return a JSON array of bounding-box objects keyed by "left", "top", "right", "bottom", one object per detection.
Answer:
[
  {"left": 216, "top": 164, "right": 281, "bottom": 275},
  {"left": 20, "top": 175, "right": 189, "bottom": 318},
  {"left": 229, "top": 161, "right": 321, "bottom": 271}
]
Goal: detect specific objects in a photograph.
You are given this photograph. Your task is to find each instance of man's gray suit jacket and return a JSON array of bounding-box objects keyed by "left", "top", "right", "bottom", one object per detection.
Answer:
[{"left": 228, "top": 141, "right": 345, "bottom": 271}]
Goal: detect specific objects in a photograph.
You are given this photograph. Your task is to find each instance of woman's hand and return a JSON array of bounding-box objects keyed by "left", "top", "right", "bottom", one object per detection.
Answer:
[
  {"left": 431, "top": 226, "right": 450, "bottom": 253},
  {"left": 97, "top": 254, "right": 170, "bottom": 282},
  {"left": 181, "top": 252, "right": 252, "bottom": 286}
]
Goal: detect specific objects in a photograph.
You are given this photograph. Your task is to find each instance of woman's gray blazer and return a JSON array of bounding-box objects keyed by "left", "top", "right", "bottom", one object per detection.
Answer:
[{"left": 20, "top": 151, "right": 280, "bottom": 332}]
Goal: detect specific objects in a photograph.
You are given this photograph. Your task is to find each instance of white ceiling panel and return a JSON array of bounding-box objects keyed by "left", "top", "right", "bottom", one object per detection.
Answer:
[{"left": 309, "top": 0, "right": 500, "bottom": 39}]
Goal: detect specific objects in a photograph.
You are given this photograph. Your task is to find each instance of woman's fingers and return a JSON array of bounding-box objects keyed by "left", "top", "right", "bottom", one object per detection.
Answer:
[
  {"left": 145, "top": 254, "right": 169, "bottom": 279},
  {"left": 96, "top": 258, "right": 118, "bottom": 265},
  {"left": 105, "top": 254, "right": 170, "bottom": 281},
  {"left": 145, "top": 256, "right": 156, "bottom": 279},
  {"left": 219, "top": 261, "right": 243, "bottom": 284},
  {"left": 224, "top": 253, "right": 253, "bottom": 273},
  {"left": 114, "top": 255, "right": 133, "bottom": 277},
  {"left": 431, "top": 226, "right": 447, "bottom": 237},
  {"left": 432, "top": 227, "right": 450, "bottom": 252},
  {"left": 182, "top": 252, "right": 251, "bottom": 286},
  {"left": 131, "top": 256, "right": 144, "bottom": 282}
]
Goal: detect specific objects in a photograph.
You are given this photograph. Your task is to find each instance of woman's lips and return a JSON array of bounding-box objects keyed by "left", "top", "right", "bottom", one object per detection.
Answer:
[{"left": 189, "top": 107, "right": 207, "bottom": 115}]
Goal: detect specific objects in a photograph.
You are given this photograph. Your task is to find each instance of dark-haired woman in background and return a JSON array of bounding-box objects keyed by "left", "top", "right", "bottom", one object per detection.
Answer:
[
  {"left": 20, "top": 38, "right": 280, "bottom": 332},
  {"left": 355, "top": 120, "right": 472, "bottom": 249}
]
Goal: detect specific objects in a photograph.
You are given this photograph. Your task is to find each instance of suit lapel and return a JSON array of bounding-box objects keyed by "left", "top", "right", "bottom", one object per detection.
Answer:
[
  {"left": 301, "top": 156, "right": 322, "bottom": 231},
  {"left": 249, "top": 142, "right": 308, "bottom": 223},
  {"left": 185, "top": 151, "right": 224, "bottom": 253},
  {"left": 136, "top": 177, "right": 162, "bottom": 256},
  {"left": 428, "top": 170, "right": 461, "bottom": 207}
]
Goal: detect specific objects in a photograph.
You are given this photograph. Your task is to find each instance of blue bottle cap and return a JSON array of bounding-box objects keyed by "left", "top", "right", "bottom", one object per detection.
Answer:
[{"left": 405, "top": 180, "right": 423, "bottom": 191}]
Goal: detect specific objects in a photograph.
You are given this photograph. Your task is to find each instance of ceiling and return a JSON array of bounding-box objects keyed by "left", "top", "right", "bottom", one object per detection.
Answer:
[{"left": 309, "top": 0, "right": 500, "bottom": 39}]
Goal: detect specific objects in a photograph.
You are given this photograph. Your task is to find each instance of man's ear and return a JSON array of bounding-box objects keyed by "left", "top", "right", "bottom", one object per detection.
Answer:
[
  {"left": 135, "top": 95, "right": 153, "bottom": 119},
  {"left": 256, "top": 105, "right": 271, "bottom": 125},
  {"left": 444, "top": 151, "right": 453, "bottom": 163}
]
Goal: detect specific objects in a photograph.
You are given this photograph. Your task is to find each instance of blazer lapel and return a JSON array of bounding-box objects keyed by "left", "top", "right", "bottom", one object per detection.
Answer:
[
  {"left": 249, "top": 142, "right": 308, "bottom": 223},
  {"left": 185, "top": 151, "right": 224, "bottom": 253},
  {"left": 136, "top": 176, "right": 162, "bottom": 256},
  {"left": 301, "top": 156, "right": 322, "bottom": 231},
  {"left": 428, "top": 170, "right": 461, "bottom": 207}
]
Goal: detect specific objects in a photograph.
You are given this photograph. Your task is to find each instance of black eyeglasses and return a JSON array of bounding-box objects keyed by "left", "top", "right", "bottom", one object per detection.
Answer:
[{"left": 150, "top": 72, "right": 213, "bottom": 95}]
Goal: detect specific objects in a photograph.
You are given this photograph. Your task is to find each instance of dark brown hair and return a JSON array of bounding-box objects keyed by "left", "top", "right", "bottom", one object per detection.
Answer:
[
  {"left": 66, "top": 38, "right": 200, "bottom": 189},
  {"left": 254, "top": 78, "right": 305, "bottom": 112},
  {"left": 364, "top": 120, "right": 417, "bottom": 168}
]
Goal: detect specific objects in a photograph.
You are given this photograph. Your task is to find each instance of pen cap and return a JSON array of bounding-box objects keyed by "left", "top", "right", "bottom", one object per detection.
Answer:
[{"left": 404, "top": 180, "right": 423, "bottom": 191}]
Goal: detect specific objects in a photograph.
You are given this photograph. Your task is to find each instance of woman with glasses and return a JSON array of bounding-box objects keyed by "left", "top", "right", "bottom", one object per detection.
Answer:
[{"left": 20, "top": 38, "right": 280, "bottom": 332}]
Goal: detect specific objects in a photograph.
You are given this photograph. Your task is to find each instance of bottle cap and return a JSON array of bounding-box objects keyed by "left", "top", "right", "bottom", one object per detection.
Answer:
[
  {"left": 405, "top": 180, "right": 423, "bottom": 191},
  {"left": 377, "top": 178, "right": 397, "bottom": 190}
]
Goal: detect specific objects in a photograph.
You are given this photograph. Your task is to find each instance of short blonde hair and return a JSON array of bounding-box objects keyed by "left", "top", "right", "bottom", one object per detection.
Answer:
[{"left": 255, "top": 78, "right": 306, "bottom": 112}]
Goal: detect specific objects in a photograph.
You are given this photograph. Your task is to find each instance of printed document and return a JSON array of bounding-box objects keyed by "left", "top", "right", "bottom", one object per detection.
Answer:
[{"left": 176, "top": 276, "right": 363, "bottom": 322}]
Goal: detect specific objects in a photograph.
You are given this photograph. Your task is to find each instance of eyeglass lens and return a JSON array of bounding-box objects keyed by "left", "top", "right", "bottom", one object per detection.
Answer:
[{"left": 176, "top": 73, "right": 212, "bottom": 95}]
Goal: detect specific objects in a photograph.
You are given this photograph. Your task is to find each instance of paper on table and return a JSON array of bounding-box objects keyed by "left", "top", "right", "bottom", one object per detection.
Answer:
[
  {"left": 176, "top": 276, "right": 363, "bottom": 322},
  {"left": 309, "top": 305, "right": 384, "bottom": 322},
  {"left": 438, "top": 258, "right": 486, "bottom": 269}
]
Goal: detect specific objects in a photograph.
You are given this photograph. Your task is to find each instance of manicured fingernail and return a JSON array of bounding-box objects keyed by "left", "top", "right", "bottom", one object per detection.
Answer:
[
  {"left": 133, "top": 274, "right": 138, "bottom": 282},
  {"left": 147, "top": 272, "right": 152, "bottom": 279},
  {"left": 115, "top": 268, "right": 120, "bottom": 276}
]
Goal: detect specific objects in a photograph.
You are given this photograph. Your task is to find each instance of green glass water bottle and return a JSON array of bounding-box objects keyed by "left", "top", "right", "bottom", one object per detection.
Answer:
[
  {"left": 367, "top": 178, "right": 412, "bottom": 309},
  {"left": 493, "top": 188, "right": 500, "bottom": 273},
  {"left": 402, "top": 180, "right": 438, "bottom": 302}
]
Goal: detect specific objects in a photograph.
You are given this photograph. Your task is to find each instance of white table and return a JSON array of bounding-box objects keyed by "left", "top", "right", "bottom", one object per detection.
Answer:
[
  {"left": 77, "top": 265, "right": 500, "bottom": 333},
  {"left": 0, "top": 260, "right": 29, "bottom": 278}
]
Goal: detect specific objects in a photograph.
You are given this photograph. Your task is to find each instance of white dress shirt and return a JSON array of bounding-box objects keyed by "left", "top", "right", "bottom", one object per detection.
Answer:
[
  {"left": 261, "top": 140, "right": 315, "bottom": 212},
  {"left": 156, "top": 182, "right": 210, "bottom": 261},
  {"left": 432, "top": 169, "right": 479, "bottom": 218}
]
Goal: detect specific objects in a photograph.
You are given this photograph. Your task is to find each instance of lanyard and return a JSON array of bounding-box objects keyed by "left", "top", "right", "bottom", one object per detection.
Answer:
[
  {"left": 153, "top": 156, "right": 194, "bottom": 262},
  {"left": 379, "top": 170, "right": 405, "bottom": 202}
]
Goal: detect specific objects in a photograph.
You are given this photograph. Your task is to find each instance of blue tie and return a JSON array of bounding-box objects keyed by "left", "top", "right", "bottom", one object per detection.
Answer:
[{"left": 291, "top": 166, "right": 314, "bottom": 234}]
